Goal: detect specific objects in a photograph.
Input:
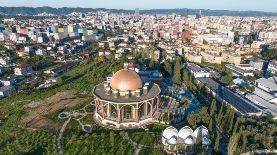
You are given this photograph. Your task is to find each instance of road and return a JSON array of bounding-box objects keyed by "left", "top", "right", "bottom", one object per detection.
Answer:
[{"left": 56, "top": 117, "right": 71, "bottom": 155}]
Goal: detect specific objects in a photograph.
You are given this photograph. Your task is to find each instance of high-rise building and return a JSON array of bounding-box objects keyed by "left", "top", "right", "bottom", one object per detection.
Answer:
[
  {"left": 196, "top": 10, "right": 202, "bottom": 19},
  {"left": 135, "top": 8, "right": 139, "bottom": 19}
]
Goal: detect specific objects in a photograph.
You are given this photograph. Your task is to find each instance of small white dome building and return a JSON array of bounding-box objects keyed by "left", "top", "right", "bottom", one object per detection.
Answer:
[
  {"left": 161, "top": 125, "right": 210, "bottom": 153},
  {"left": 167, "top": 137, "right": 178, "bottom": 145},
  {"left": 178, "top": 126, "right": 194, "bottom": 145},
  {"left": 193, "top": 125, "right": 210, "bottom": 145},
  {"left": 162, "top": 126, "right": 178, "bottom": 145}
]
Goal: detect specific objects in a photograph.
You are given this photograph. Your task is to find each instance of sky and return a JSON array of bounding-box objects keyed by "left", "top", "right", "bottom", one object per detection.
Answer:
[{"left": 1, "top": 0, "right": 277, "bottom": 12}]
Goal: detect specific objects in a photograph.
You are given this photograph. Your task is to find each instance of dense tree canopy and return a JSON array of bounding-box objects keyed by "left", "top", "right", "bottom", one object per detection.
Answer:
[
  {"left": 220, "top": 70, "right": 234, "bottom": 86},
  {"left": 261, "top": 48, "right": 277, "bottom": 60},
  {"left": 173, "top": 57, "right": 182, "bottom": 85}
]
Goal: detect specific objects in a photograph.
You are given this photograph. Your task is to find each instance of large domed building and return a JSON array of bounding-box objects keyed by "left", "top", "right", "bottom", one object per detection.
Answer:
[
  {"left": 110, "top": 69, "right": 143, "bottom": 92},
  {"left": 93, "top": 67, "right": 161, "bottom": 129}
]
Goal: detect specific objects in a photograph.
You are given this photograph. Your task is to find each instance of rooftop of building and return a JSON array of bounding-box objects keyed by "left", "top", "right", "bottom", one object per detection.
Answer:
[
  {"left": 187, "top": 63, "right": 208, "bottom": 73},
  {"left": 93, "top": 82, "right": 160, "bottom": 103},
  {"left": 110, "top": 69, "right": 142, "bottom": 92},
  {"left": 256, "top": 77, "right": 277, "bottom": 91},
  {"left": 197, "top": 77, "right": 261, "bottom": 114},
  {"left": 225, "top": 64, "right": 253, "bottom": 73},
  {"left": 269, "top": 60, "right": 277, "bottom": 65},
  {"left": 15, "top": 64, "right": 32, "bottom": 69}
]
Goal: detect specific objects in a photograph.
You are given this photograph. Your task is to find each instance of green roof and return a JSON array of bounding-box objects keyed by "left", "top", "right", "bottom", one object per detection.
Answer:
[{"left": 0, "top": 24, "right": 6, "bottom": 29}]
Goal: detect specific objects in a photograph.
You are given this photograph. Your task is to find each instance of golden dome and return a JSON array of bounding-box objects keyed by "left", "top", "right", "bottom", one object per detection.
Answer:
[{"left": 110, "top": 69, "right": 142, "bottom": 91}]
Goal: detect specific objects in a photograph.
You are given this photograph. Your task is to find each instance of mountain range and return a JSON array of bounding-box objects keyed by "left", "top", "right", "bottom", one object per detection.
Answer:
[{"left": 0, "top": 6, "right": 276, "bottom": 17}]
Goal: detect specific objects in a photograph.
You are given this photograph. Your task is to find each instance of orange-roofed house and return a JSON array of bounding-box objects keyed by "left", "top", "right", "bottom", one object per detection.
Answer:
[{"left": 14, "top": 64, "right": 32, "bottom": 76}]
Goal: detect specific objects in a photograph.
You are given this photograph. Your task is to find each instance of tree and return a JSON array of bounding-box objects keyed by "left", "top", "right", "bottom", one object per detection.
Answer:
[
  {"left": 208, "top": 118, "right": 213, "bottom": 133},
  {"left": 148, "top": 59, "right": 155, "bottom": 69},
  {"left": 247, "top": 35, "right": 254, "bottom": 45},
  {"left": 183, "top": 69, "right": 189, "bottom": 84},
  {"left": 208, "top": 118, "right": 214, "bottom": 140},
  {"left": 109, "top": 131, "right": 115, "bottom": 148},
  {"left": 203, "top": 39, "right": 208, "bottom": 45},
  {"left": 187, "top": 112, "right": 197, "bottom": 128},
  {"left": 180, "top": 97, "right": 190, "bottom": 107},
  {"left": 117, "top": 141, "right": 124, "bottom": 154},
  {"left": 261, "top": 48, "right": 277, "bottom": 60},
  {"left": 210, "top": 99, "right": 217, "bottom": 117},
  {"left": 221, "top": 106, "right": 232, "bottom": 132},
  {"left": 119, "top": 55, "right": 128, "bottom": 63},
  {"left": 228, "top": 132, "right": 241, "bottom": 155},
  {"left": 198, "top": 107, "right": 210, "bottom": 125},
  {"left": 221, "top": 117, "right": 229, "bottom": 133},
  {"left": 220, "top": 70, "right": 234, "bottom": 86},
  {"left": 196, "top": 128, "right": 202, "bottom": 146},
  {"left": 163, "top": 60, "right": 172, "bottom": 76},
  {"left": 216, "top": 103, "right": 224, "bottom": 125},
  {"left": 241, "top": 133, "right": 247, "bottom": 153},
  {"left": 232, "top": 119, "right": 239, "bottom": 136},
  {"left": 227, "top": 112, "right": 235, "bottom": 134},
  {"left": 162, "top": 51, "right": 167, "bottom": 59},
  {"left": 87, "top": 40, "right": 98, "bottom": 51},
  {"left": 214, "top": 131, "right": 221, "bottom": 153},
  {"left": 173, "top": 57, "right": 182, "bottom": 85},
  {"left": 201, "top": 56, "right": 205, "bottom": 64},
  {"left": 246, "top": 86, "right": 255, "bottom": 93}
]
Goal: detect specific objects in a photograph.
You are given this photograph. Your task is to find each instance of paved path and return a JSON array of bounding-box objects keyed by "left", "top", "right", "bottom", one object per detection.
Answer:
[
  {"left": 56, "top": 117, "right": 71, "bottom": 155},
  {"left": 55, "top": 102, "right": 94, "bottom": 155},
  {"left": 125, "top": 133, "right": 161, "bottom": 155},
  {"left": 11, "top": 100, "right": 32, "bottom": 106},
  {"left": 133, "top": 148, "right": 141, "bottom": 155}
]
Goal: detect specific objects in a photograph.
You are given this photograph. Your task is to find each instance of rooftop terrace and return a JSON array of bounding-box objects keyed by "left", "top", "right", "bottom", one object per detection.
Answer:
[{"left": 93, "top": 82, "right": 161, "bottom": 103}]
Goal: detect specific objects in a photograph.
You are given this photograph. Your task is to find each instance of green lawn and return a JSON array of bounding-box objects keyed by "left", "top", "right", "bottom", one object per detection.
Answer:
[{"left": 0, "top": 59, "right": 124, "bottom": 154}]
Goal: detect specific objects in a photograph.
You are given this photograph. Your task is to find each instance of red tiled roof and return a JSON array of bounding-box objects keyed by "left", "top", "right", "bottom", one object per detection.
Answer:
[{"left": 15, "top": 64, "right": 31, "bottom": 68}]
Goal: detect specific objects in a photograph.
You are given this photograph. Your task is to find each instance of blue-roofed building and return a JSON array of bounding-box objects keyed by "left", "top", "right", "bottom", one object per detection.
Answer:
[{"left": 0, "top": 86, "right": 15, "bottom": 98}]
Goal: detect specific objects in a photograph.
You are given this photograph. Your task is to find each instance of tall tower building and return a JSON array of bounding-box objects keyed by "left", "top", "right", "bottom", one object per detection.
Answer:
[
  {"left": 135, "top": 8, "right": 139, "bottom": 19},
  {"left": 196, "top": 10, "right": 202, "bottom": 19}
]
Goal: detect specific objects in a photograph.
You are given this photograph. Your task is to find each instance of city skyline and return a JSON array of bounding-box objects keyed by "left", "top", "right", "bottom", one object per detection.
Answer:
[
  {"left": 0, "top": 1, "right": 276, "bottom": 155},
  {"left": 1, "top": 0, "right": 277, "bottom": 12}
]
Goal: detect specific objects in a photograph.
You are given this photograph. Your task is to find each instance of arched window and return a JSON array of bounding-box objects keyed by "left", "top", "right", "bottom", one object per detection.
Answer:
[
  {"left": 138, "top": 103, "right": 145, "bottom": 118},
  {"left": 123, "top": 105, "right": 133, "bottom": 120},
  {"left": 110, "top": 104, "right": 117, "bottom": 120},
  {"left": 147, "top": 103, "right": 151, "bottom": 115}
]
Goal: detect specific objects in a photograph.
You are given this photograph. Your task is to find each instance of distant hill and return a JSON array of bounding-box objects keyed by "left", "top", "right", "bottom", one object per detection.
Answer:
[
  {"left": 142, "top": 9, "right": 277, "bottom": 17},
  {"left": 0, "top": 6, "right": 276, "bottom": 17}
]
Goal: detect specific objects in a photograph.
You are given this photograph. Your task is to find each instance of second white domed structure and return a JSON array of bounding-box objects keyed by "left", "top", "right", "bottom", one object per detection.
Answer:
[
  {"left": 162, "top": 125, "right": 210, "bottom": 152},
  {"left": 178, "top": 126, "right": 194, "bottom": 145}
]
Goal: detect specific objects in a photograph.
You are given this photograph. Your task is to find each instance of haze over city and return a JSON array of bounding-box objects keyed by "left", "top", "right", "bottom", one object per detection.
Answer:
[{"left": 1, "top": 0, "right": 277, "bottom": 12}]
